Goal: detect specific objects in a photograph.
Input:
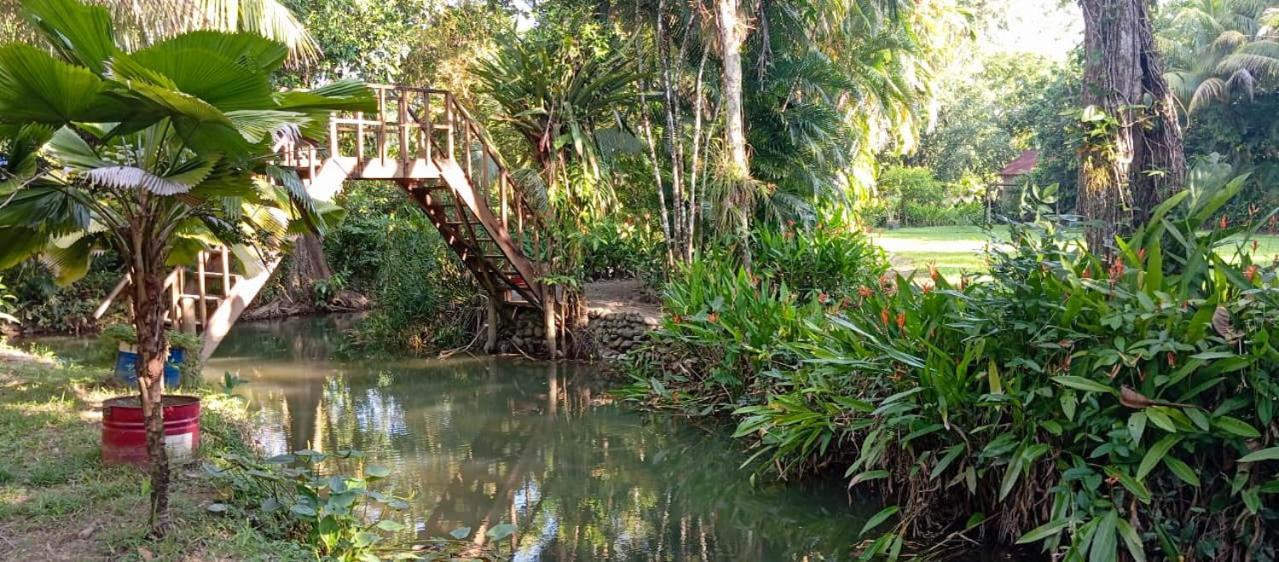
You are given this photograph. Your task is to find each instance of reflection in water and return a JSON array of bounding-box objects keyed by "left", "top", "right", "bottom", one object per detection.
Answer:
[{"left": 206, "top": 316, "right": 875, "bottom": 561}]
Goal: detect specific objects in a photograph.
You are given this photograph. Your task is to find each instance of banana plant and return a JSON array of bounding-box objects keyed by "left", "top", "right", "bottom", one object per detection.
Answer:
[{"left": 0, "top": 0, "right": 371, "bottom": 534}]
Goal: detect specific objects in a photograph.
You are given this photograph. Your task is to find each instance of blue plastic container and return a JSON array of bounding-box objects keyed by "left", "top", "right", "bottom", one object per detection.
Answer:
[{"left": 114, "top": 347, "right": 184, "bottom": 388}]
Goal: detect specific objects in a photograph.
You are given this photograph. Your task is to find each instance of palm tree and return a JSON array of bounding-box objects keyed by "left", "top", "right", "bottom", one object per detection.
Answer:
[
  {"left": 472, "top": 30, "right": 638, "bottom": 235},
  {"left": 1162, "top": 0, "right": 1279, "bottom": 115},
  {"left": 0, "top": 0, "right": 367, "bottom": 533},
  {"left": 0, "top": 0, "right": 319, "bottom": 62}
]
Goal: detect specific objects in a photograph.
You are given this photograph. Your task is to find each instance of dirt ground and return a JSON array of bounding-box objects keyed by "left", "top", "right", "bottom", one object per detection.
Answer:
[{"left": 583, "top": 279, "right": 662, "bottom": 320}]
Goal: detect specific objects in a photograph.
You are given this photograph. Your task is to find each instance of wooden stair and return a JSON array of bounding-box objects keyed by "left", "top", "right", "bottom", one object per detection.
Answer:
[
  {"left": 98, "top": 85, "right": 551, "bottom": 361},
  {"left": 279, "top": 84, "right": 548, "bottom": 308}
]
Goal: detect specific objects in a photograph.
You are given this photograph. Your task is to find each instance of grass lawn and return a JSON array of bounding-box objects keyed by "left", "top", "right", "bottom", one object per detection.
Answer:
[
  {"left": 872, "top": 225, "right": 1279, "bottom": 280},
  {"left": 0, "top": 345, "right": 310, "bottom": 561}
]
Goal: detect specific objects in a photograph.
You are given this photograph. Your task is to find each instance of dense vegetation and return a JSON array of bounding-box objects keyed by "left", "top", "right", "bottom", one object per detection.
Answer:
[
  {"left": 3, "top": 0, "right": 1279, "bottom": 559},
  {"left": 627, "top": 176, "right": 1279, "bottom": 560}
]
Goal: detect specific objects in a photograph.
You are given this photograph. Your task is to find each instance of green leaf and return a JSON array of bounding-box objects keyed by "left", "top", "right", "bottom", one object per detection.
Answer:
[
  {"left": 1115, "top": 517, "right": 1147, "bottom": 562},
  {"left": 1104, "top": 466, "right": 1152, "bottom": 503},
  {"left": 448, "top": 527, "right": 471, "bottom": 539},
  {"left": 859, "top": 506, "right": 899, "bottom": 537},
  {"left": 1163, "top": 456, "right": 1200, "bottom": 487},
  {"left": 1052, "top": 376, "right": 1117, "bottom": 395},
  {"left": 1137, "top": 435, "right": 1180, "bottom": 481},
  {"left": 1016, "top": 519, "right": 1070, "bottom": 544},
  {"left": 1090, "top": 510, "right": 1119, "bottom": 562},
  {"left": 1238, "top": 447, "right": 1279, "bottom": 463},
  {"left": 1214, "top": 416, "right": 1261, "bottom": 438},
  {"left": 1128, "top": 413, "right": 1147, "bottom": 444},
  {"left": 375, "top": 520, "right": 406, "bottom": 532},
  {"left": 365, "top": 465, "right": 392, "bottom": 479},
  {"left": 849, "top": 470, "right": 890, "bottom": 487},
  {"left": 930, "top": 445, "right": 964, "bottom": 480},
  {"left": 486, "top": 523, "right": 517, "bottom": 541},
  {"left": 0, "top": 45, "right": 123, "bottom": 123},
  {"left": 22, "top": 0, "right": 117, "bottom": 74},
  {"left": 1146, "top": 408, "right": 1177, "bottom": 433}
]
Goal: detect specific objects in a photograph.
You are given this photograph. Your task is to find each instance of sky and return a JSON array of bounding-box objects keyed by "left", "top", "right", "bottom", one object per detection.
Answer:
[{"left": 986, "top": 0, "right": 1084, "bottom": 61}]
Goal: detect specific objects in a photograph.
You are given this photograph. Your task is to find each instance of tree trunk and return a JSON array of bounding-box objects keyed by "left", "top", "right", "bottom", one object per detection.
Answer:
[
  {"left": 285, "top": 232, "right": 332, "bottom": 300},
  {"left": 129, "top": 241, "right": 170, "bottom": 535},
  {"left": 716, "top": 0, "right": 752, "bottom": 270},
  {"left": 1077, "top": 0, "right": 1185, "bottom": 254}
]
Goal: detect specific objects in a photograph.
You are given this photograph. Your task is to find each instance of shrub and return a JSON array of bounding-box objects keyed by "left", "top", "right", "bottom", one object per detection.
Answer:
[
  {"left": 582, "top": 216, "right": 663, "bottom": 282},
  {"left": 754, "top": 213, "right": 889, "bottom": 300},
  {"left": 625, "top": 223, "right": 888, "bottom": 410},
  {"left": 631, "top": 180, "right": 1279, "bottom": 560},
  {"left": 878, "top": 166, "right": 989, "bottom": 227},
  {"left": 340, "top": 210, "right": 478, "bottom": 355},
  {"left": 8, "top": 257, "right": 124, "bottom": 334}
]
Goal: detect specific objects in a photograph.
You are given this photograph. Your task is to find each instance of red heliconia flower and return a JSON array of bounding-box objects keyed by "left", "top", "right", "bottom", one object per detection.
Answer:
[
  {"left": 817, "top": 292, "right": 829, "bottom": 304},
  {"left": 1137, "top": 248, "right": 1146, "bottom": 262},
  {"left": 928, "top": 264, "right": 939, "bottom": 282},
  {"left": 922, "top": 283, "right": 934, "bottom": 295},
  {"left": 1246, "top": 264, "right": 1259, "bottom": 283},
  {"left": 1108, "top": 255, "right": 1125, "bottom": 281},
  {"left": 672, "top": 314, "right": 683, "bottom": 325},
  {"left": 1253, "top": 239, "right": 1260, "bottom": 253},
  {"left": 1082, "top": 267, "right": 1093, "bottom": 280},
  {"left": 707, "top": 312, "right": 719, "bottom": 323},
  {"left": 857, "top": 286, "right": 873, "bottom": 298},
  {"left": 895, "top": 311, "right": 906, "bottom": 330},
  {"left": 1166, "top": 351, "right": 1176, "bottom": 368},
  {"left": 1220, "top": 215, "right": 1230, "bottom": 230},
  {"left": 880, "top": 308, "right": 890, "bottom": 326}
]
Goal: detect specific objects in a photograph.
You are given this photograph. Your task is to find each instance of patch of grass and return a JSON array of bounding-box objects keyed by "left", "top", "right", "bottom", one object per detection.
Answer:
[
  {"left": 873, "top": 225, "right": 1279, "bottom": 280},
  {"left": 0, "top": 360, "right": 308, "bottom": 561}
]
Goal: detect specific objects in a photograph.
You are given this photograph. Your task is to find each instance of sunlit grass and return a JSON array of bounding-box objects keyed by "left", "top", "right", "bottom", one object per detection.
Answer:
[
  {"left": 873, "top": 225, "right": 1279, "bottom": 281},
  {"left": 0, "top": 359, "right": 309, "bottom": 560}
]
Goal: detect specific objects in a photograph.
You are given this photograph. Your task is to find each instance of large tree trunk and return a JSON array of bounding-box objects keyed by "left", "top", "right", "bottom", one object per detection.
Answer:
[
  {"left": 716, "top": 0, "right": 752, "bottom": 270},
  {"left": 1077, "top": 0, "right": 1185, "bottom": 254},
  {"left": 285, "top": 232, "right": 332, "bottom": 298},
  {"left": 129, "top": 237, "right": 170, "bottom": 535}
]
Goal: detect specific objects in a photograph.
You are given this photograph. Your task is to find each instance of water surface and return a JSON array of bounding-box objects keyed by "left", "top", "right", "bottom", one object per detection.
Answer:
[{"left": 205, "top": 316, "right": 876, "bottom": 561}]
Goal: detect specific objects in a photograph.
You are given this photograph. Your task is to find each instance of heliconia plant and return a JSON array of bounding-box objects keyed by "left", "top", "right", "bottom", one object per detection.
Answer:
[{"left": 630, "top": 175, "right": 1279, "bottom": 560}]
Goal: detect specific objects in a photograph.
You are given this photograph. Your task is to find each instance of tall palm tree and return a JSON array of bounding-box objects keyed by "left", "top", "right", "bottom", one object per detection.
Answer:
[
  {"left": 1162, "top": 0, "right": 1279, "bottom": 115},
  {"left": 0, "top": 0, "right": 367, "bottom": 533}
]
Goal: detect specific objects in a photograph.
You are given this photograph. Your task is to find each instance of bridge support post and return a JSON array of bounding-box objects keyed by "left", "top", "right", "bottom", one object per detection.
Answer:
[
  {"left": 485, "top": 298, "right": 499, "bottom": 354},
  {"left": 543, "top": 293, "right": 558, "bottom": 359}
]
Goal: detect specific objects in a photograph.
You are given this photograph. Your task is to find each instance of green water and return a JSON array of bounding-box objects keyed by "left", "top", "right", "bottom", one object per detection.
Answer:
[{"left": 204, "top": 315, "right": 877, "bottom": 561}]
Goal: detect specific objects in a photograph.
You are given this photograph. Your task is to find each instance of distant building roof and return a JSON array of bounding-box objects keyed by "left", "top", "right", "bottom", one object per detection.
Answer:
[{"left": 998, "top": 150, "right": 1039, "bottom": 179}]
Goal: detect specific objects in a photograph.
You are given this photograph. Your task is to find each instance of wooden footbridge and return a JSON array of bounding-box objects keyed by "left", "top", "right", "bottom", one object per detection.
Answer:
[{"left": 97, "top": 85, "right": 554, "bottom": 361}]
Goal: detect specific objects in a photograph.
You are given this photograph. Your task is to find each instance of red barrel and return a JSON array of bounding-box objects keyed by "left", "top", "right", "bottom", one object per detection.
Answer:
[{"left": 101, "top": 395, "right": 202, "bottom": 466}]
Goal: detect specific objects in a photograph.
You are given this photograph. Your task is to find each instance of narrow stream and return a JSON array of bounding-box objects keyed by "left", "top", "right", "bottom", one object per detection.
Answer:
[{"left": 205, "top": 315, "right": 878, "bottom": 561}]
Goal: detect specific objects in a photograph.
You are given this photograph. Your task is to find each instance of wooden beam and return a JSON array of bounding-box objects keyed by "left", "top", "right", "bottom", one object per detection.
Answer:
[{"left": 199, "top": 256, "right": 284, "bottom": 362}]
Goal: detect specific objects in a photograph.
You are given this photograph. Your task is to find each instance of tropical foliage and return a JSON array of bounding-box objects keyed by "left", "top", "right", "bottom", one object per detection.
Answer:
[
  {"left": 629, "top": 176, "right": 1279, "bottom": 560},
  {"left": 0, "top": 0, "right": 368, "bottom": 532}
]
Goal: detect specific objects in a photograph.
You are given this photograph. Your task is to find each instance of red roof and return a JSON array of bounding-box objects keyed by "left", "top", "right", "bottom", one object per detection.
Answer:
[{"left": 998, "top": 150, "right": 1039, "bottom": 178}]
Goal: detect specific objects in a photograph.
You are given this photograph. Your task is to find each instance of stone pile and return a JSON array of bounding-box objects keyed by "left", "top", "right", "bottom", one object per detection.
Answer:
[{"left": 588, "top": 310, "right": 659, "bottom": 359}]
